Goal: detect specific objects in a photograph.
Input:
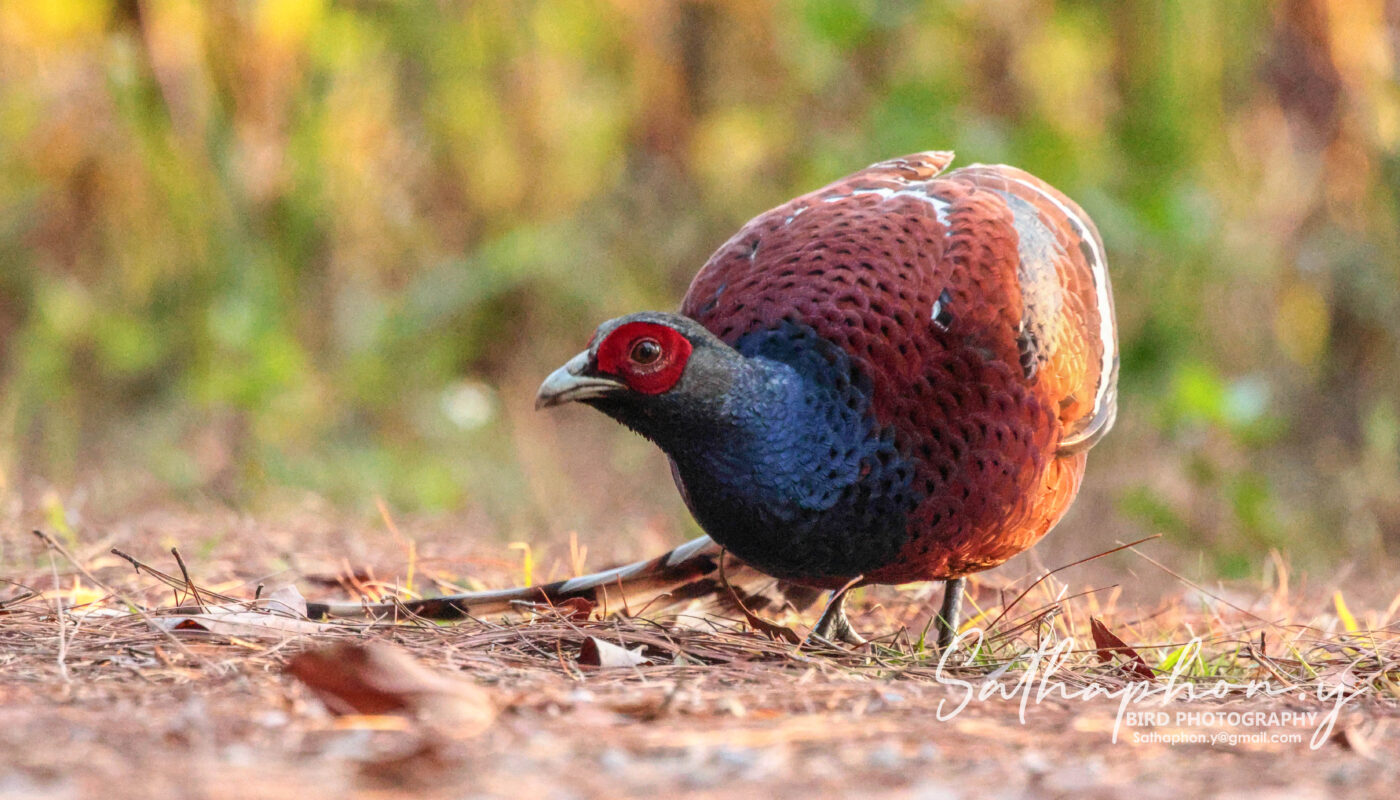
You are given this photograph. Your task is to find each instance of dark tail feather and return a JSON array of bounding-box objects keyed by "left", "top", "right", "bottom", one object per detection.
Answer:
[{"left": 305, "top": 535, "right": 822, "bottom": 621}]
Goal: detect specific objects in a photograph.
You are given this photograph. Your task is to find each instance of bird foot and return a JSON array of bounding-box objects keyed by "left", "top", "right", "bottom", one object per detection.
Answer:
[
  {"left": 809, "top": 622, "right": 867, "bottom": 648},
  {"left": 809, "top": 590, "right": 867, "bottom": 647}
]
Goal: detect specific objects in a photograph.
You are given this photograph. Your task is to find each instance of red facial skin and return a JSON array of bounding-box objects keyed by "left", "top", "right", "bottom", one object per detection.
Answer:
[{"left": 594, "top": 321, "right": 693, "bottom": 395}]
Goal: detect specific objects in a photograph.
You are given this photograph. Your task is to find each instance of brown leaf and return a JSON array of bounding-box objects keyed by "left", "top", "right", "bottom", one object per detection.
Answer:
[
  {"left": 1332, "top": 720, "right": 1383, "bottom": 760},
  {"left": 578, "top": 636, "right": 650, "bottom": 668},
  {"left": 552, "top": 597, "right": 595, "bottom": 621},
  {"left": 741, "top": 609, "right": 802, "bottom": 645},
  {"left": 715, "top": 556, "right": 801, "bottom": 644},
  {"left": 286, "top": 642, "right": 496, "bottom": 733},
  {"left": 1089, "top": 617, "right": 1157, "bottom": 682}
]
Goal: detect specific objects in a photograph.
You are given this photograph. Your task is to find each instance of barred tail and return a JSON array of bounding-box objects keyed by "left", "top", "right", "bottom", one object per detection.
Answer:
[{"left": 305, "top": 535, "right": 820, "bottom": 621}]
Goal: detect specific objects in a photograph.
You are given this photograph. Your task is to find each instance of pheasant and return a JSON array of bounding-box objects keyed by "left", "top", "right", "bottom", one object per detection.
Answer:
[{"left": 310, "top": 151, "right": 1117, "bottom": 647}]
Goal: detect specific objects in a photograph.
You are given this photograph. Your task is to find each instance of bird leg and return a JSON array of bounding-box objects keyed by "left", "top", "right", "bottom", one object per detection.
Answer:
[
  {"left": 809, "top": 580, "right": 866, "bottom": 646},
  {"left": 935, "top": 577, "right": 965, "bottom": 650}
]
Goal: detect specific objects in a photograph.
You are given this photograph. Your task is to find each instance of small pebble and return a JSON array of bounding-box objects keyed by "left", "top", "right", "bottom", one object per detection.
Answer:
[
  {"left": 915, "top": 742, "right": 942, "bottom": 762},
  {"left": 255, "top": 710, "right": 289, "bottom": 728},
  {"left": 713, "top": 745, "right": 757, "bottom": 770},
  {"left": 1019, "top": 750, "right": 1051, "bottom": 775},
  {"left": 866, "top": 744, "right": 903, "bottom": 770},
  {"left": 597, "top": 747, "right": 631, "bottom": 773}
]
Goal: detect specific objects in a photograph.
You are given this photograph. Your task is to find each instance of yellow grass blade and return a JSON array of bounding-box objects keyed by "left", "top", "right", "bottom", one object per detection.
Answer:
[
  {"left": 509, "top": 542, "right": 534, "bottom": 586},
  {"left": 1334, "top": 590, "right": 1359, "bottom": 634}
]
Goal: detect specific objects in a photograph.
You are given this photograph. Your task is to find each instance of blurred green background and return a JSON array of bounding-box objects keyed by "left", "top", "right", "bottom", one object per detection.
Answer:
[{"left": 1, "top": 0, "right": 1397, "bottom": 578}]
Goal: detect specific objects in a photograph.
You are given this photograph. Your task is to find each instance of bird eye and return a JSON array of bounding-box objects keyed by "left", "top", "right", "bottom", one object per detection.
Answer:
[{"left": 629, "top": 338, "right": 663, "bottom": 365}]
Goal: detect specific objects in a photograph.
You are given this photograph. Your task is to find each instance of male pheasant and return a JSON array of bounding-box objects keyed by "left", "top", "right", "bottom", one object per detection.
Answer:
[{"left": 311, "top": 152, "right": 1117, "bottom": 647}]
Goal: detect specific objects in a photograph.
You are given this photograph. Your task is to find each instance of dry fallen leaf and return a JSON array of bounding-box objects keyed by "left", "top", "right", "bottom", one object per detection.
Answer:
[
  {"left": 1089, "top": 617, "right": 1157, "bottom": 682},
  {"left": 578, "top": 636, "right": 650, "bottom": 668},
  {"left": 155, "top": 585, "right": 338, "bottom": 638},
  {"left": 514, "top": 596, "right": 596, "bottom": 622},
  {"left": 553, "top": 596, "right": 595, "bottom": 621},
  {"left": 742, "top": 609, "right": 802, "bottom": 645},
  {"left": 286, "top": 641, "right": 496, "bottom": 734},
  {"left": 716, "top": 562, "right": 802, "bottom": 644},
  {"left": 1331, "top": 719, "right": 1385, "bottom": 760}
]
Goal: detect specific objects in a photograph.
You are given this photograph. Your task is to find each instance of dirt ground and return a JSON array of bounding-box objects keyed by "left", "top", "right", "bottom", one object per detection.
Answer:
[{"left": 2, "top": 505, "right": 1397, "bottom": 799}]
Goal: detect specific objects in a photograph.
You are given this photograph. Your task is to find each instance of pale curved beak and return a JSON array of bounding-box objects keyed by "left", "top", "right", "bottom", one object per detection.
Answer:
[{"left": 534, "top": 350, "right": 626, "bottom": 410}]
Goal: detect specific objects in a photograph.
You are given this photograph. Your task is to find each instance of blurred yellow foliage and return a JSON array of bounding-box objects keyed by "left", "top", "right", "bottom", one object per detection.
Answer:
[
  {"left": 1274, "top": 282, "right": 1330, "bottom": 367},
  {"left": 1, "top": 0, "right": 109, "bottom": 44},
  {"left": 0, "top": 0, "right": 1396, "bottom": 573}
]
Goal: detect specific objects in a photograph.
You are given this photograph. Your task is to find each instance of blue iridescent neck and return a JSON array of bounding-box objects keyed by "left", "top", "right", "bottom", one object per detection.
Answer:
[
  {"left": 654, "top": 324, "right": 917, "bottom": 580},
  {"left": 661, "top": 354, "right": 863, "bottom": 514}
]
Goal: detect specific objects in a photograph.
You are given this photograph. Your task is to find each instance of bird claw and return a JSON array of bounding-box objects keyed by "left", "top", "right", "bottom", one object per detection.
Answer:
[
  {"left": 809, "top": 589, "right": 867, "bottom": 648},
  {"left": 811, "top": 619, "right": 867, "bottom": 648}
]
